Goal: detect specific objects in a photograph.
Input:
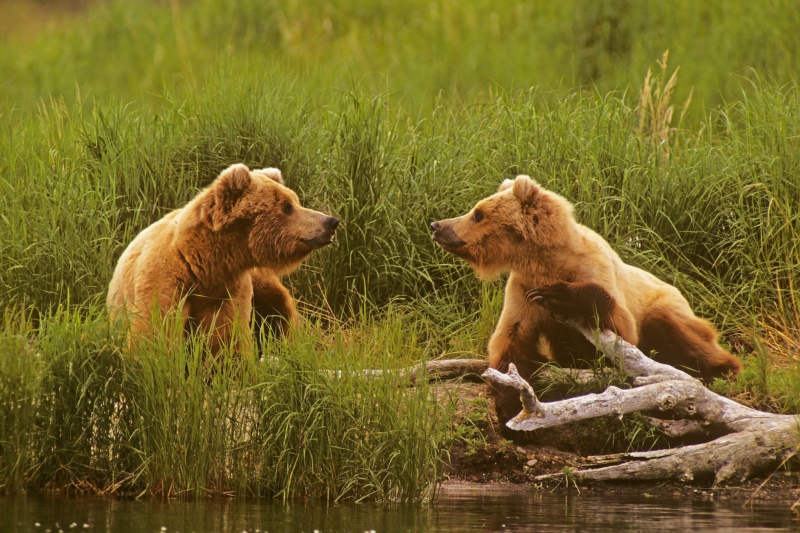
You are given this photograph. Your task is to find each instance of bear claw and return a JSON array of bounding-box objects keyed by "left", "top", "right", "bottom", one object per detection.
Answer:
[
  {"left": 526, "top": 287, "right": 565, "bottom": 315},
  {"left": 526, "top": 291, "right": 544, "bottom": 302}
]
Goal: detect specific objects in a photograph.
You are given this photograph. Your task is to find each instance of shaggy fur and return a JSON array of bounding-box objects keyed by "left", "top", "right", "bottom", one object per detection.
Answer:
[
  {"left": 107, "top": 164, "right": 339, "bottom": 352},
  {"left": 431, "top": 175, "right": 741, "bottom": 426}
]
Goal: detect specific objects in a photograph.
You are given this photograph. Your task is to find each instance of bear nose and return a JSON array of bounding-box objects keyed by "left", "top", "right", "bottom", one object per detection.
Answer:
[
  {"left": 325, "top": 216, "right": 340, "bottom": 231},
  {"left": 430, "top": 221, "right": 441, "bottom": 232}
]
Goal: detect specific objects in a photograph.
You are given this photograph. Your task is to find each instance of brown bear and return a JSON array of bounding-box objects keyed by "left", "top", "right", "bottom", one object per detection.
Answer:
[
  {"left": 107, "top": 163, "right": 339, "bottom": 352},
  {"left": 431, "top": 175, "right": 740, "bottom": 426}
]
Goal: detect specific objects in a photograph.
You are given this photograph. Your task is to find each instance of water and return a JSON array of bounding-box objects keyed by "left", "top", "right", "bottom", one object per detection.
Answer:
[{"left": 1, "top": 487, "right": 797, "bottom": 532}]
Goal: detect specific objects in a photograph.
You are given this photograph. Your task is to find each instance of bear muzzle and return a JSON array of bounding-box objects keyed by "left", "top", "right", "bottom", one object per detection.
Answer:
[
  {"left": 302, "top": 216, "right": 340, "bottom": 249},
  {"left": 430, "top": 220, "right": 466, "bottom": 251}
]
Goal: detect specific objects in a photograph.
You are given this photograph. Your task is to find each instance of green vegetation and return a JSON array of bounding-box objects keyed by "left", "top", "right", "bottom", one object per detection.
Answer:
[
  {"left": 0, "top": 304, "right": 454, "bottom": 500},
  {"left": 1, "top": 0, "right": 799, "bottom": 499}
]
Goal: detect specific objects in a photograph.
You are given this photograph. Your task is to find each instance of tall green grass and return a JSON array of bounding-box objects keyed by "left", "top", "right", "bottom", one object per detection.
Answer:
[
  {"left": 3, "top": 74, "right": 798, "bottom": 333},
  {"left": 1, "top": 0, "right": 799, "bottom": 500},
  {"left": 0, "top": 305, "right": 455, "bottom": 500}
]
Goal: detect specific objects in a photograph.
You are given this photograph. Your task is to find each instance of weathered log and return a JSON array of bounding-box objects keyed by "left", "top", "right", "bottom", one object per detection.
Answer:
[
  {"left": 536, "top": 425, "right": 798, "bottom": 486},
  {"left": 481, "top": 328, "right": 800, "bottom": 486},
  {"left": 326, "top": 358, "right": 608, "bottom": 386},
  {"left": 398, "top": 358, "right": 489, "bottom": 384},
  {"left": 323, "top": 359, "right": 489, "bottom": 383}
]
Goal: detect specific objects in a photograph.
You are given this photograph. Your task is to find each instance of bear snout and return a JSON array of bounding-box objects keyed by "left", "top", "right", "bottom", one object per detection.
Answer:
[
  {"left": 430, "top": 220, "right": 466, "bottom": 250},
  {"left": 300, "top": 215, "right": 339, "bottom": 249}
]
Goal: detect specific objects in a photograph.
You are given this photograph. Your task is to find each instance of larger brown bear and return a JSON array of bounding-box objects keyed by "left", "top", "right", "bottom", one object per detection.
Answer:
[
  {"left": 431, "top": 175, "right": 740, "bottom": 425},
  {"left": 107, "top": 163, "right": 339, "bottom": 352}
]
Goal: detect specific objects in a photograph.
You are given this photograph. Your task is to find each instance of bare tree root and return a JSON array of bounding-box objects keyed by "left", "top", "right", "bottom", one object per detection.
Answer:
[{"left": 481, "top": 329, "right": 800, "bottom": 486}]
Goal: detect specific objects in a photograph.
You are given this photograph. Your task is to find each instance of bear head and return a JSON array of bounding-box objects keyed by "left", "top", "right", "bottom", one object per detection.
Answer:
[
  {"left": 201, "top": 164, "right": 339, "bottom": 273},
  {"left": 430, "top": 175, "right": 574, "bottom": 278}
]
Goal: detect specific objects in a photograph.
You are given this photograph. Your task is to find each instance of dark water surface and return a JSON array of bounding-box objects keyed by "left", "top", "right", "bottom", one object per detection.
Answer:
[{"left": 1, "top": 487, "right": 797, "bottom": 532}]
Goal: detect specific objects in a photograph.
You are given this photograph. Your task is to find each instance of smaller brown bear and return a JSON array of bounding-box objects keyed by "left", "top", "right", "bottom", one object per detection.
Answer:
[
  {"left": 431, "top": 175, "right": 740, "bottom": 426},
  {"left": 107, "top": 164, "right": 339, "bottom": 352}
]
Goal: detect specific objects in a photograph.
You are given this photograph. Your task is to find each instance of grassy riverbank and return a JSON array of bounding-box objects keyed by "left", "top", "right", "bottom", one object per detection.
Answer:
[
  {"left": 1, "top": 0, "right": 799, "bottom": 499},
  {"left": 1, "top": 304, "right": 458, "bottom": 500}
]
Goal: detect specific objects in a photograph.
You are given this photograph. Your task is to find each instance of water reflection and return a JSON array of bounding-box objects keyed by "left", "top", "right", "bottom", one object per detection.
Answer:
[{"left": 1, "top": 488, "right": 796, "bottom": 532}]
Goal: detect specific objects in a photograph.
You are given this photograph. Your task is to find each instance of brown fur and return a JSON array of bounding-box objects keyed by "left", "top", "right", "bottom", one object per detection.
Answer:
[
  {"left": 431, "top": 175, "right": 741, "bottom": 427},
  {"left": 107, "top": 164, "right": 338, "bottom": 352},
  {"left": 250, "top": 267, "right": 300, "bottom": 340}
]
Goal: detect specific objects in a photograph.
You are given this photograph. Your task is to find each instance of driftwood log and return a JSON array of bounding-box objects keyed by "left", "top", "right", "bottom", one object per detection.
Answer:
[
  {"left": 330, "top": 358, "right": 611, "bottom": 386},
  {"left": 482, "top": 328, "right": 800, "bottom": 486}
]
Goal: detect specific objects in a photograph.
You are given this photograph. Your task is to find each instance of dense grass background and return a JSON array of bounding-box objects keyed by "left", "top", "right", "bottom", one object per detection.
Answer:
[
  {"left": 1, "top": 0, "right": 799, "bottom": 498},
  {"left": 4, "top": 0, "right": 800, "bottom": 111}
]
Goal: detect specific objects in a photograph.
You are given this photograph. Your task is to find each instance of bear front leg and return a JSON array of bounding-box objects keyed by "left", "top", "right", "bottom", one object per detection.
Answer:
[
  {"left": 250, "top": 268, "right": 299, "bottom": 340},
  {"left": 487, "top": 307, "right": 551, "bottom": 429},
  {"left": 526, "top": 281, "right": 634, "bottom": 339}
]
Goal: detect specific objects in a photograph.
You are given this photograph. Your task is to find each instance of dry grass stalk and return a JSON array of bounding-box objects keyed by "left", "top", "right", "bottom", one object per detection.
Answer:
[{"left": 636, "top": 50, "right": 694, "bottom": 160}]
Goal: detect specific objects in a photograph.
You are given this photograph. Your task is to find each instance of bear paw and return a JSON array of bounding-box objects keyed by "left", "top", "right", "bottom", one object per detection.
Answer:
[
  {"left": 526, "top": 282, "right": 615, "bottom": 331},
  {"left": 526, "top": 282, "right": 575, "bottom": 320}
]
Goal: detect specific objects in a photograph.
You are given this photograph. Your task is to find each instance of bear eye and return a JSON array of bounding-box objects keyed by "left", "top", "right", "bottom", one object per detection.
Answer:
[
  {"left": 282, "top": 201, "right": 294, "bottom": 215},
  {"left": 473, "top": 209, "right": 485, "bottom": 223}
]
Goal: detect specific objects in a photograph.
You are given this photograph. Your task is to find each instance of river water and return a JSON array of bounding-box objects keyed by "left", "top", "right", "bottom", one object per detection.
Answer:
[{"left": 1, "top": 486, "right": 797, "bottom": 532}]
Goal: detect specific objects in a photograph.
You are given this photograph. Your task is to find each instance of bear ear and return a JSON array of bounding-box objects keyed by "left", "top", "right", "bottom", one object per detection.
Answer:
[
  {"left": 208, "top": 164, "right": 252, "bottom": 229},
  {"left": 217, "top": 163, "right": 252, "bottom": 203},
  {"left": 254, "top": 167, "right": 284, "bottom": 185},
  {"left": 497, "top": 179, "right": 515, "bottom": 192},
  {"left": 512, "top": 175, "right": 539, "bottom": 206}
]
